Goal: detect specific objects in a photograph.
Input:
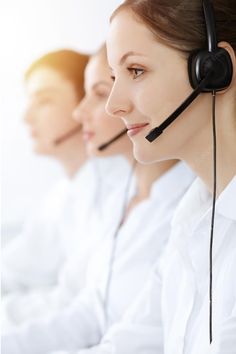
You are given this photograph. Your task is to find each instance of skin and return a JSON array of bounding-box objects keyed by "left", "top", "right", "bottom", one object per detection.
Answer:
[
  {"left": 74, "top": 49, "right": 177, "bottom": 210},
  {"left": 73, "top": 51, "right": 133, "bottom": 159},
  {"left": 106, "top": 9, "right": 236, "bottom": 194},
  {"left": 24, "top": 67, "right": 86, "bottom": 177}
]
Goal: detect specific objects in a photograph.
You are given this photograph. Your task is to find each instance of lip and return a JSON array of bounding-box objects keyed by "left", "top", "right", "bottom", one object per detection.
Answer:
[
  {"left": 82, "top": 131, "right": 95, "bottom": 142},
  {"left": 126, "top": 123, "right": 150, "bottom": 137}
]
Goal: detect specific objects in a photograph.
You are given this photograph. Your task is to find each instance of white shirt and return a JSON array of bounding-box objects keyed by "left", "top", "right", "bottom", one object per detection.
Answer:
[
  {"left": 1, "top": 156, "right": 131, "bottom": 330},
  {"left": 1, "top": 162, "right": 195, "bottom": 354},
  {"left": 91, "top": 176, "right": 236, "bottom": 354}
]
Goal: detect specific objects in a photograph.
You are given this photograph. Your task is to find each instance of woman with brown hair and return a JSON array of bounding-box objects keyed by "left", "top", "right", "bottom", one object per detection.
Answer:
[
  {"left": 101, "top": 0, "right": 236, "bottom": 353},
  {"left": 1, "top": 45, "right": 195, "bottom": 354}
]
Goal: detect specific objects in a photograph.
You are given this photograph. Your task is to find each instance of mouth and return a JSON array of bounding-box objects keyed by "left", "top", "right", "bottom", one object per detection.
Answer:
[
  {"left": 126, "top": 123, "right": 150, "bottom": 137},
  {"left": 82, "top": 131, "right": 95, "bottom": 142}
]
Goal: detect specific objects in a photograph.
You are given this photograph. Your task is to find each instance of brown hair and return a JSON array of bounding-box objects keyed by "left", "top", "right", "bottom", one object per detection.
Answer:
[
  {"left": 25, "top": 49, "right": 89, "bottom": 98},
  {"left": 111, "top": 0, "right": 236, "bottom": 55}
]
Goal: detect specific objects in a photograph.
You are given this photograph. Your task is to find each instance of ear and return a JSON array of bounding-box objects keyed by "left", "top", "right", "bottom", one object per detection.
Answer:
[{"left": 218, "top": 41, "right": 236, "bottom": 86}]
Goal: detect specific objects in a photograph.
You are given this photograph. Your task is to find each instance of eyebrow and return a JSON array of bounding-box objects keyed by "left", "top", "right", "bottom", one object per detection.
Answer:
[{"left": 119, "top": 51, "right": 148, "bottom": 65}]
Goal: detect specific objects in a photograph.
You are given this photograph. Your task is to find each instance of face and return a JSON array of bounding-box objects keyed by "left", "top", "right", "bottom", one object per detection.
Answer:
[
  {"left": 73, "top": 51, "right": 132, "bottom": 157},
  {"left": 106, "top": 10, "right": 212, "bottom": 163},
  {"left": 24, "top": 67, "right": 82, "bottom": 155}
]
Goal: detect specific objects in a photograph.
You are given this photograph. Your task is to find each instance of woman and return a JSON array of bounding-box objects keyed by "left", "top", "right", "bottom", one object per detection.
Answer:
[
  {"left": 2, "top": 49, "right": 110, "bottom": 330},
  {"left": 2, "top": 50, "right": 90, "bottom": 297},
  {"left": 1, "top": 46, "right": 194, "bottom": 353},
  {"left": 97, "top": 0, "right": 235, "bottom": 353}
]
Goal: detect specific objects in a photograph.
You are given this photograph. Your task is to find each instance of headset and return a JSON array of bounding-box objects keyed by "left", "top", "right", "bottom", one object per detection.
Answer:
[
  {"left": 103, "top": 159, "right": 137, "bottom": 328},
  {"left": 94, "top": 125, "right": 136, "bottom": 327},
  {"left": 53, "top": 124, "right": 126, "bottom": 148},
  {"left": 98, "top": 128, "right": 127, "bottom": 151},
  {"left": 146, "top": 0, "right": 232, "bottom": 142},
  {"left": 145, "top": 0, "right": 233, "bottom": 344},
  {"left": 53, "top": 125, "right": 82, "bottom": 145},
  {"left": 97, "top": 128, "right": 136, "bottom": 327},
  {"left": 54, "top": 125, "right": 127, "bottom": 149}
]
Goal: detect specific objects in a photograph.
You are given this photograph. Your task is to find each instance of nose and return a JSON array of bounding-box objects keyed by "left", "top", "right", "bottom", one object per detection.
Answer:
[
  {"left": 105, "top": 80, "right": 132, "bottom": 119},
  {"left": 73, "top": 97, "right": 90, "bottom": 124}
]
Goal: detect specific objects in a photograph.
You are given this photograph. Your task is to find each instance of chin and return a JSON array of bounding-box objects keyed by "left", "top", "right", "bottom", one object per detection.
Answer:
[{"left": 133, "top": 145, "right": 159, "bottom": 164}]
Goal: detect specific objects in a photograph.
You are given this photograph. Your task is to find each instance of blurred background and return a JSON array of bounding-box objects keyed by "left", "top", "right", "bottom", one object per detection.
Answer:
[{"left": 1, "top": 0, "right": 123, "bottom": 241}]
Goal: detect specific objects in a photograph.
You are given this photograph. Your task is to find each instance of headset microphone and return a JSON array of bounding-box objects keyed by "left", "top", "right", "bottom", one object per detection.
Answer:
[
  {"left": 146, "top": 0, "right": 232, "bottom": 143},
  {"left": 146, "top": 74, "right": 210, "bottom": 142},
  {"left": 145, "top": 0, "right": 233, "bottom": 345},
  {"left": 54, "top": 125, "right": 82, "bottom": 145},
  {"left": 98, "top": 128, "right": 127, "bottom": 151}
]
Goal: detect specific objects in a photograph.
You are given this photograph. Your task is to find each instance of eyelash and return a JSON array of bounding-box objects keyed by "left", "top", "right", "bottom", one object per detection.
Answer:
[
  {"left": 110, "top": 67, "right": 145, "bottom": 82},
  {"left": 127, "top": 67, "right": 144, "bottom": 79},
  {"left": 94, "top": 91, "right": 108, "bottom": 98}
]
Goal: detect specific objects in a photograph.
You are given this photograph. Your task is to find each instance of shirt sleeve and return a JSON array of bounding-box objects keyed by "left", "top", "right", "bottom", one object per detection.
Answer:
[
  {"left": 1, "top": 287, "right": 105, "bottom": 354},
  {"left": 43, "top": 264, "right": 164, "bottom": 354},
  {"left": 2, "top": 221, "right": 64, "bottom": 294},
  {"left": 72, "top": 261, "right": 164, "bottom": 354}
]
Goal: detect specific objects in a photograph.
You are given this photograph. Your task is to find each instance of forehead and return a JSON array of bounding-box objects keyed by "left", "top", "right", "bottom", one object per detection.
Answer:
[
  {"left": 84, "top": 54, "right": 111, "bottom": 89},
  {"left": 107, "top": 9, "right": 157, "bottom": 65},
  {"left": 26, "top": 67, "right": 71, "bottom": 96}
]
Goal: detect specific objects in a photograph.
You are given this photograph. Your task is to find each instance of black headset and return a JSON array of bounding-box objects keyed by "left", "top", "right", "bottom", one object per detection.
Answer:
[
  {"left": 188, "top": 0, "right": 233, "bottom": 92},
  {"left": 145, "top": 0, "right": 233, "bottom": 345},
  {"left": 189, "top": 2, "right": 233, "bottom": 344},
  {"left": 145, "top": 0, "right": 233, "bottom": 142}
]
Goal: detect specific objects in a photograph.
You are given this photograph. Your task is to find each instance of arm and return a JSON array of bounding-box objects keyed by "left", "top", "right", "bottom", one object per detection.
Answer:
[
  {"left": 47, "top": 263, "right": 165, "bottom": 354},
  {"left": 2, "top": 221, "right": 64, "bottom": 294},
  {"left": 1, "top": 287, "right": 105, "bottom": 354},
  {"left": 99, "top": 265, "right": 164, "bottom": 354}
]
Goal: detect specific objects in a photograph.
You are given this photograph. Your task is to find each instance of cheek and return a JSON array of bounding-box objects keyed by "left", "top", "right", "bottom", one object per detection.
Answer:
[
  {"left": 55, "top": 102, "right": 75, "bottom": 121},
  {"left": 134, "top": 78, "right": 171, "bottom": 123},
  {"left": 135, "top": 69, "right": 190, "bottom": 125},
  {"left": 38, "top": 107, "right": 71, "bottom": 139}
]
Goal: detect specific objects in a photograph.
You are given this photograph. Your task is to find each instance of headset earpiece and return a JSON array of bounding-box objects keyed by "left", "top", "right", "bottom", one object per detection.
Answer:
[
  {"left": 188, "top": 0, "right": 233, "bottom": 93},
  {"left": 146, "top": 0, "right": 234, "bottom": 144},
  {"left": 188, "top": 47, "right": 233, "bottom": 92}
]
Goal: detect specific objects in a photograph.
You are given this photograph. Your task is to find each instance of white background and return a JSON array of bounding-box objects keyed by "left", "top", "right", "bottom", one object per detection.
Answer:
[{"left": 1, "top": 0, "right": 123, "bottom": 235}]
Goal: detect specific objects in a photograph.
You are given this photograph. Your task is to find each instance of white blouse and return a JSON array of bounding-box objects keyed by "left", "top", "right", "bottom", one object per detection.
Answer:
[
  {"left": 2, "top": 162, "right": 195, "bottom": 354},
  {"left": 95, "top": 176, "right": 236, "bottom": 354}
]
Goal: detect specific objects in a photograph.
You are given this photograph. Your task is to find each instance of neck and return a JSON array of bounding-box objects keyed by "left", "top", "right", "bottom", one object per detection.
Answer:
[
  {"left": 59, "top": 154, "right": 86, "bottom": 178},
  {"left": 180, "top": 93, "right": 236, "bottom": 196},
  {"left": 122, "top": 159, "right": 177, "bottom": 222},
  {"left": 55, "top": 141, "right": 87, "bottom": 179},
  {"left": 134, "top": 160, "right": 178, "bottom": 200}
]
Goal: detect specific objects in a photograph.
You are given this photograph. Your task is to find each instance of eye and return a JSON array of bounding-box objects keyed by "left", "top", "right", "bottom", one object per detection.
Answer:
[
  {"left": 128, "top": 67, "right": 144, "bottom": 79},
  {"left": 94, "top": 90, "right": 109, "bottom": 99}
]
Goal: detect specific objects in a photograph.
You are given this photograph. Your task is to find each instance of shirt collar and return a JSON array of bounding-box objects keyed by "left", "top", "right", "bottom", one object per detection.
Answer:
[
  {"left": 172, "top": 177, "right": 212, "bottom": 231},
  {"left": 150, "top": 161, "right": 195, "bottom": 203},
  {"left": 172, "top": 174, "right": 236, "bottom": 232},
  {"left": 217, "top": 175, "right": 236, "bottom": 221}
]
